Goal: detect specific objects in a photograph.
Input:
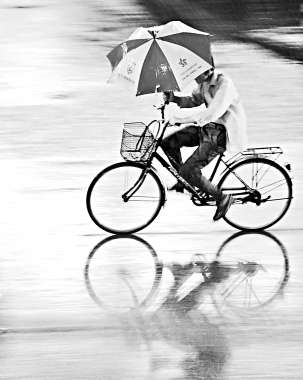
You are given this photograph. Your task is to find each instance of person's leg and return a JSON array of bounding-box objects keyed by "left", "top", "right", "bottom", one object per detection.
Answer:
[
  {"left": 161, "top": 126, "right": 199, "bottom": 171},
  {"left": 179, "top": 141, "right": 222, "bottom": 200},
  {"left": 178, "top": 123, "right": 233, "bottom": 220},
  {"left": 178, "top": 124, "right": 225, "bottom": 198}
]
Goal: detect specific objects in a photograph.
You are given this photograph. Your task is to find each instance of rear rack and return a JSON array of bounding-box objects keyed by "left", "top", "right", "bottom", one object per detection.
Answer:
[
  {"left": 226, "top": 146, "right": 283, "bottom": 166},
  {"left": 241, "top": 146, "right": 283, "bottom": 156}
]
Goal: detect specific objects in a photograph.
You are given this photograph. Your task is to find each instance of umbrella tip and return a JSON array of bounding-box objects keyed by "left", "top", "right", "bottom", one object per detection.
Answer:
[{"left": 148, "top": 29, "right": 158, "bottom": 39}]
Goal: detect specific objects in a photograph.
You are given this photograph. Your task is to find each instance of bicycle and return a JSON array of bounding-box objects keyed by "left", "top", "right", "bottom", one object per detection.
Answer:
[
  {"left": 86, "top": 105, "right": 293, "bottom": 234},
  {"left": 84, "top": 231, "right": 289, "bottom": 379},
  {"left": 84, "top": 231, "right": 289, "bottom": 316}
]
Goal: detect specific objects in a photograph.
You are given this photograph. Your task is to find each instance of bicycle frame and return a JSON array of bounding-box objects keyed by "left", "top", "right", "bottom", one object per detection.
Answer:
[
  {"left": 87, "top": 102, "right": 293, "bottom": 233},
  {"left": 122, "top": 112, "right": 291, "bottom": 209},
  {"left": 140, "top": 119, "right": 253, "bottom": 204}
]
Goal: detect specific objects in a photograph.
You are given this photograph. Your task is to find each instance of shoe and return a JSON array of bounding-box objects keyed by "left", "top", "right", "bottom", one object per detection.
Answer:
[
  {"left": 213, "top": 194, "right": 233, "bottom": 221},
  {"left": 168, "top": 182, "right": 184, "bottom": 193}
]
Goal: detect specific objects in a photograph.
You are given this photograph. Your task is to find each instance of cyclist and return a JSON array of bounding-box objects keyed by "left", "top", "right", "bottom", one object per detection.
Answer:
[{"left": 161, "top": 60, "right": 247, "bottom": 221}]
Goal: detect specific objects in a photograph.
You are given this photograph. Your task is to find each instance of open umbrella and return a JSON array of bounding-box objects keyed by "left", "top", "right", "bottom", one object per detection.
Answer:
[{"left": 107, "top": 21, "right": 213, "bottom": 96}]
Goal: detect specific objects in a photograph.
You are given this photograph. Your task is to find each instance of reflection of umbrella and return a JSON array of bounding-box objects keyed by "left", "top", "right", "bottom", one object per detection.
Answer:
[{"left": 107, "top": 21, "right": 213, "bottom": 96}]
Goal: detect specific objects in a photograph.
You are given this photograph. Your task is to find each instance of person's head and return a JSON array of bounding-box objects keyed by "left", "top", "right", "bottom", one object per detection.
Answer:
[
  {"left": 195, "top": 56, "right": 215, "bottom": 84},
  {"left": 195, "top": 67, "right": 214, "bottom": 84}
]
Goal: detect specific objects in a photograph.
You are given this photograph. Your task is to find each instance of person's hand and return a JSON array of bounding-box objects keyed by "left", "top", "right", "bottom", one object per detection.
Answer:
[
  {"left": 167, "top": 115, "right": 177, "bottom": 125},
  {"left": 167, "top": 116, "right": 183, "bottom": 127},
  {"left": 163, "top": 91, "right": 174, "bottom": 104}
]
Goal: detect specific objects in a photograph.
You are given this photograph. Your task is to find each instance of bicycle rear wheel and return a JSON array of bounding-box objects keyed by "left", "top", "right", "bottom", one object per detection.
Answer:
[
  {"left": 86, "top": 162, "right": 165, "bottom": 234},
  {"left": 218, "top": 157, "right": 292, "bottom": 230}
]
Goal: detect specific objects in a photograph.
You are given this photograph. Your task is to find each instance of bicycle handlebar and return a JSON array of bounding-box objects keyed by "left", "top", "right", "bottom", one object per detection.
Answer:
[{"left": 152, "top": 101, "right": 195, "bottom": 141}]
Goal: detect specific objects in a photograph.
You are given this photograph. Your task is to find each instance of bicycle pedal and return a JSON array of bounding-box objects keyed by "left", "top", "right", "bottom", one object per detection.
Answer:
[{"left": 191, "top": 193, "right": 213, "bottom": 206}]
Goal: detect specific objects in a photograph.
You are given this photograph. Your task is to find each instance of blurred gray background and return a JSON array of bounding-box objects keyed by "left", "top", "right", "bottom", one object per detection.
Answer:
[{"left": 1, "top": 1, "right": 302, "bottom": 379}]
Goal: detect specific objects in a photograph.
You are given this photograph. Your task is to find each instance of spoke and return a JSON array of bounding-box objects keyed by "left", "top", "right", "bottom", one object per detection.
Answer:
[
  {"left": 220, "top": 273, "right": 248, "bottom": 303},
  {"left": 119, "top": 271, "right": 140, "bottom": 307},
  {"left": 229, "top": 169, "right": 253, "bottom": 191},
  {"left": 246, "top": 278, "right": 263, "bottom": 307},
  {"left": 264, "top": 197, "right": 291, "bottom": 202},
  {"left": 259, "top": 179, "right": 288, "bottom": 195},
  {"left": 127, "top": 196, "right": 159, "bottom": 198},
  {"left": 126, "top": 196, "right": 159, "bottom": 202},
  {"left": 252, "top": 161, "right": 257, "bottom": 188},
  {"left": 244, "top": 278, "right": 250, "bottom": 307},
  {"left": 252, "top": 162, "right": 272, "bottom": 187},
  {"left": 223, "top": 274, "right": 264, "bottom": 309},
  {"left": 258, "top": 178, "right": 287, "bottom": 191}
]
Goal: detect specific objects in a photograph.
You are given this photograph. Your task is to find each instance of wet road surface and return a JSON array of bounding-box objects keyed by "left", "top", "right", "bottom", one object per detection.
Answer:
[{"left": 1, "top": 0, "right": 303, "bottom": 379}]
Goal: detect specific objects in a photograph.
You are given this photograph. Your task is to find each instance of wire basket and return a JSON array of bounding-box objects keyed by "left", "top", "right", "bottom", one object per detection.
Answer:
[{"left": 120, "top": 122, "right": 157, "bottom": 162}]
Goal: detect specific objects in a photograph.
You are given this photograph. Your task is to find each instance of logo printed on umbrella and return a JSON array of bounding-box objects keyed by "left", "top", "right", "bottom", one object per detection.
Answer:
[
  {"left": 178, "top": 58, "right": 188, "bottom": 68},
  {"left": 158, "top": 64, "right": 168, "bottom": 75},
  {"left": 127, "top": 62, "right": 136, "bottom": 75}
]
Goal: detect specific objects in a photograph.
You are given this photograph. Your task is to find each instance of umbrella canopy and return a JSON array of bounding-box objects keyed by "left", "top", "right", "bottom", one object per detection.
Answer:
[{"left": 107, "top": 21, "right": 213, "bottom": 96}]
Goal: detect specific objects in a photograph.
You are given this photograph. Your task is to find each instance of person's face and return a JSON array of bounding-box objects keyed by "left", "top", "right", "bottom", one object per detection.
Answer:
[{"left": 196, "top": 68, "right": 214, "bottom": 83}]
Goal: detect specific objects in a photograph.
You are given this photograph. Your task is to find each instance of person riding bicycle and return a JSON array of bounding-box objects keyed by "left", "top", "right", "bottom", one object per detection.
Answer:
[{"left": 161, "top": 59, "right": 247, "bottom": 221}]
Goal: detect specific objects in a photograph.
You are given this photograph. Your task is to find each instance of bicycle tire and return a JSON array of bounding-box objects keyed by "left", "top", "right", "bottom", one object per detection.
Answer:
[
  {"left": 86, "top": 161, "right": 165, "bottom": 234},
  {"left": 84, "top": 235, "right": 163, "bottom": 312},
  {"left": 214, "top": 231, "right": 289, "bottom": 312},
  {"left": 218, "top": 157, "right": 292, "bottom": 230}
]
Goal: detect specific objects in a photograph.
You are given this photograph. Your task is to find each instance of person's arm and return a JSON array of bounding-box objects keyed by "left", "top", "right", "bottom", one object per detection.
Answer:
[
  {"left": 163, "top": 122, "right": 197, "bottom": 139},
  {"left": 164, "top": 87, "right": 204, "bottom": 108},
  {"left": 173, "top": 92, "right": 203, "bottom": 108},
  {"left": 192, "top": 76, "right": 237, "bottom": 125}
]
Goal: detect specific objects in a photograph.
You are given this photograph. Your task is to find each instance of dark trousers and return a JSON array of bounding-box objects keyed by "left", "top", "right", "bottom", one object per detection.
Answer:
[{"left": 161, "top": 123, "right": 226, "bottom": 200}]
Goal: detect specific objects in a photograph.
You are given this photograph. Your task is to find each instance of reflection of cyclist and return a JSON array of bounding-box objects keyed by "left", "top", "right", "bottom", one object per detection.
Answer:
[
  {"left": 161, "top": 61, "right": 247, "bottom": 221},
  {"left": 165, "top": 258, "right": 230, "bottom": 312},
  {"left": 154, "top": 271, "right": 230, "bottom": 380}
]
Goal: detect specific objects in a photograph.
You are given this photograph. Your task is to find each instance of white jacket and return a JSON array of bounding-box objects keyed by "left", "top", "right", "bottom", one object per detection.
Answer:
[{"left": 171, "top": 71, "right": 248, "bottom": 153}]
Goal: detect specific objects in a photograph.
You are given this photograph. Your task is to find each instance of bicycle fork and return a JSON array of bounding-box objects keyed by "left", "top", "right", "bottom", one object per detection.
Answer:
[{"left": 121, "top": 168, "right": 149, "bottom": 202}]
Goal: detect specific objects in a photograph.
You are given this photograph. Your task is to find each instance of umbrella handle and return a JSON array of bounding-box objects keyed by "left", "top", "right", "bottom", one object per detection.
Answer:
[
  {"left": 153, "top": 103, "right": 166, "bottom": 121},
  {"left": 159, "top": 103, "right": 166, "bottom": 120},
  {"left": 154, "top": 85, "right": 167, "bottom": 120},
  {"left": 160, "top": 104, "right": 165, "bottom": 120}
]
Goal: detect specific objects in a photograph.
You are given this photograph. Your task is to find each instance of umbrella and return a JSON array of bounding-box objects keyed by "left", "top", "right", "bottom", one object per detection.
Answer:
[{"left": 107, "top": 21, "right": 213, "bottom": 96}]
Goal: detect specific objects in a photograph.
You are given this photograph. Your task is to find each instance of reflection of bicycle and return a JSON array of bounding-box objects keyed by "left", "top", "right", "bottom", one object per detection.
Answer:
[
  {"left": 86, "top": 116, "right": 293, "bottom": 234},
  {"left": 206, "top": 231, "right": 289, "bottom": 315},
  {"left": 84, "top": 232, "right": 289, "bottom": 317},
  {"left": 84, "top": 235, "right": 163, "bottom": 311}
]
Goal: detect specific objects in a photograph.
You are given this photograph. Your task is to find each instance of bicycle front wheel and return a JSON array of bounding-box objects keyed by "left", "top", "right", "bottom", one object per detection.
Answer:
[
  {"left": 86, "top": 162, "right": 165, "bottom": 234},
  {"left": 84, "top": 235, "right": 163, "bottom": 312},
  {"left": 218, "top": 157, "right": 292, "bottom": 230}
]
